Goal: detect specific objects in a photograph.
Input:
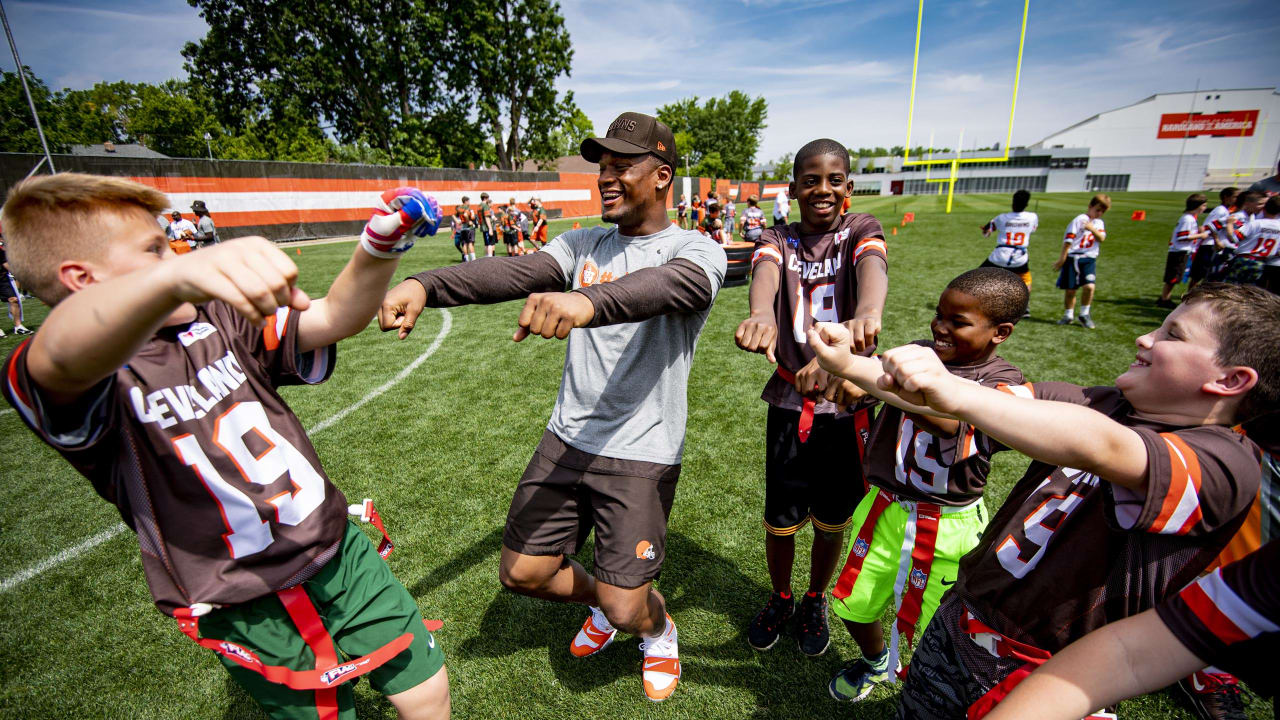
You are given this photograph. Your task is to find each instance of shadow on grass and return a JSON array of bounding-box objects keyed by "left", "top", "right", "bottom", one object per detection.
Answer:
[
  {"left": 408, "top": 527, "right": 505, "bottom": 598},
  {"left": 451, "top": 531, "right": 901, "bottom": 718},
  {"left": 1093, "top": 295, "right": 1171, "bottom": 326}
]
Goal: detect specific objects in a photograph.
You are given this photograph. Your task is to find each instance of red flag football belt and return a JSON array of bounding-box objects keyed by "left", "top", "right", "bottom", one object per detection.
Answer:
[
  {"left": 831, "top": 488, "right": 943, "bottom": 679},
  {"left": 772, "top": 367, "right": 871, "bottom": 462},
  {"left": 172, "top": 499, "right": 413, "bottom": 691}
]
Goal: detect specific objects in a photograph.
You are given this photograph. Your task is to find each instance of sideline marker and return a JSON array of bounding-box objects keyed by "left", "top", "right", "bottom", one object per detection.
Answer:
[{"left": 1131, "top": 210, "right": 1147, "bottom": 221}]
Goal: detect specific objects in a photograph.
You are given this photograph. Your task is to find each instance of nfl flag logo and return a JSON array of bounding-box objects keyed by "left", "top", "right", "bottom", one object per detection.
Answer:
[
  {"left": 853, "top": 538, "right": 870, "bottom": 558},
  {"left": 909, "top": 568, "right": 928, "bottom": 590}
]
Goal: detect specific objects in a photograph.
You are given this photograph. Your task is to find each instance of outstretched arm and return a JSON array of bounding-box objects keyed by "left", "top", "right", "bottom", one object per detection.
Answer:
[
  {"left": 874, "top": 343, "right": 1150, "bottom": 491},
  {"left": 26, "top": 237, "right": 310, "bottom": 404},
  {"left": 985, "top": 610, "right": 1204, "bottom": 720},
  {"left": 378, "top": 252, "right": 567, "bottom": 339},
  {"left": 735, "top": 259, "right": 780, "bottom": 362}
]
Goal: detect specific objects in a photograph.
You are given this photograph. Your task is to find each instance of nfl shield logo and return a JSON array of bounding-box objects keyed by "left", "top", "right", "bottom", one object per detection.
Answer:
[
  {"left": 852, "top": 538, "right": 870, "bottom": 558},
  {"left": 909, "top": 568, "right": 928, "bottom": 590}
]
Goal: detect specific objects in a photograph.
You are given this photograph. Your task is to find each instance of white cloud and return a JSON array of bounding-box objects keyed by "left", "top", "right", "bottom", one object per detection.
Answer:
[{"left": 571, "top": 79, "right": 681, "bottom": 95}]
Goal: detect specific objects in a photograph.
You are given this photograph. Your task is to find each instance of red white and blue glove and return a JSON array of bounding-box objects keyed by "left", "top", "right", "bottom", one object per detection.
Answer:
[{"left": 360, "top": 187, "right": 441, "bottom": 259}]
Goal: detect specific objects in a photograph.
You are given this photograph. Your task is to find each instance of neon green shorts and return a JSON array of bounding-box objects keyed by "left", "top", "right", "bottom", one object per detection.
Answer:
[
  {"left": 830, "top": 491, "right": 989, "bottom": 631},
  {"left": 200, "top": 521, "right": 445, "bottom": 720}
]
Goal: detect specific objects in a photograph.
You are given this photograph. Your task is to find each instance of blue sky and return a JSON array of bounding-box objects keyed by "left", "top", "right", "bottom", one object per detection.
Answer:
[{"left": 8, "top": 0, "right": 1280, "bottom": 164}]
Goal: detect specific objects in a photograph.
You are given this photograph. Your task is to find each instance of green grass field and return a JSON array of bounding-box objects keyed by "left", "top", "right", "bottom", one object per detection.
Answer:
[{"left": 0, "top": 191, "right": 1270, "bottom": 719}]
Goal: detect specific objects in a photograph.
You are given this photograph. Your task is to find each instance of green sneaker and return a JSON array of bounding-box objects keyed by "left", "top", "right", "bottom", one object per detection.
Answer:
[{"left": 828, "top": 657, "right": 892, "bottom": 702}]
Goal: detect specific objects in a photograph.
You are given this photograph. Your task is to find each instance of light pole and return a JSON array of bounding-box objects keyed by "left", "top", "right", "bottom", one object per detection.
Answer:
[{"left": 203, "top": 132, "right": 213, "bottom": 161}]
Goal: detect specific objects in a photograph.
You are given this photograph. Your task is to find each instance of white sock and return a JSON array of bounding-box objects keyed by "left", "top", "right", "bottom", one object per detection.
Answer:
[
  {"left": 1080, "top": 305, "right": 1091, "bottom": 316},
  {"left": 1063, "top": 308, "right": 1074, "bottom": 319}
]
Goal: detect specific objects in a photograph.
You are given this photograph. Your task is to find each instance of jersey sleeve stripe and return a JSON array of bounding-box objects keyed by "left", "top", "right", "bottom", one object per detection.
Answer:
[
  {"left": 751, "top": 246, "right": 783, "bottom": 267},
  {"left": 1179, "top": 570, "right": 1280, "bottom": 645},
  {"left": 4, "top": 339, "right": 37, "bottom": 429},
  {"left": 996, "top": 382, "right": 1034, "bottom": 399},
  {"left": 1151, "top": 433, "right": 1205, "bottom": 535},
  {"left": 854, "top": 238, "right": 888, "bottom": 261},
  {"left": 262, "top": 308, "right": 289, "bottom": 352}
]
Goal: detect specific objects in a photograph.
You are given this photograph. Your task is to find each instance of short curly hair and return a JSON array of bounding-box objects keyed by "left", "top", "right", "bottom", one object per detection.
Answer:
[{"left": 945, "top": 267, "right": 1030, "bottom": 325}]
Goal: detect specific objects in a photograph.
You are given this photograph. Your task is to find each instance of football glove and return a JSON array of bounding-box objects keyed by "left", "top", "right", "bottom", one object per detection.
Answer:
[{"left": 360, "top": 187, "right": 441, "bottom": 259}]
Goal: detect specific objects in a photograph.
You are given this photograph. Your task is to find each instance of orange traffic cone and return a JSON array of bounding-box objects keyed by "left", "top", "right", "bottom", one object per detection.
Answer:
[
  {"left": 296, "top": 248, "right": 302, "bottom": 255},
  {"left": 891, "top": 227, "right": 898, "bottom": 235},
  {"left": 572, "top": 221, "right": 581, "bottom": 229}
]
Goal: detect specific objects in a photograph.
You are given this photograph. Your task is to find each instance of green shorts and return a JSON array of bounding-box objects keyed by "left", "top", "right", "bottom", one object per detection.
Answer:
[
  {"left": 830, "top": 491, "right": 988, "bottom": 632},
  {"left": 200, "top": 521, "right": 445, "bottom": 720}
]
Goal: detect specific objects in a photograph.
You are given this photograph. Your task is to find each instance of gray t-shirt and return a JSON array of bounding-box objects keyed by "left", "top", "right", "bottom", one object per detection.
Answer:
[
  {"left": 196, "top": 216, "right": 218, "bottom": 243},
  {"left": 540, "top": 224, "right": 726, "bottom": 464}
]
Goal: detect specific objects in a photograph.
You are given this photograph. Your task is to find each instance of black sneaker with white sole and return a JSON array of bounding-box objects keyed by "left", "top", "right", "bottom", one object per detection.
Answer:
[
  {"left": 796, "top": 592, "right": 831, "bottom": 656},
  {"left": 747, "top": 591, "right": 794, "bottom": 651},
  {"left": 1078, "top": 314, "right": 1096, "bottom": 329}
]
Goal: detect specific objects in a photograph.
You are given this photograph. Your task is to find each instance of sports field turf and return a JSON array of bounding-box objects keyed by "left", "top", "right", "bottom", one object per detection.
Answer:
[{"left": 0, "top": 191, "right": 1270, "bottom": 718}]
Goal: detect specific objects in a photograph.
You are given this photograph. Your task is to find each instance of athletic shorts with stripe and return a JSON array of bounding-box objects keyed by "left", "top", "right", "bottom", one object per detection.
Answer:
[
  {"left": 201, "top": 521, "right": 445, "bottom": 720},
  {"left": 830, "top": 491, "right": 988, "bottom": 625},
  {"left": 764, "top": 405, "right": 867, "bottom": 535},
  {"left": 1056, "top": 256, "right": 1097, "bottom": 290},
  {"left": 503, "top": 430, "right": 680, "bottom": 588},
  {"left": 1164, "top": 250, "right": 1190, "bottom": 284}
]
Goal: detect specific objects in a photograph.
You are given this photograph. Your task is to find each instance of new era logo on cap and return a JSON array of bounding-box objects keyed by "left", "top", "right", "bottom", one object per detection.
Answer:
[{"left": 581, "top": 112, "right": 678, "bottom": 169}]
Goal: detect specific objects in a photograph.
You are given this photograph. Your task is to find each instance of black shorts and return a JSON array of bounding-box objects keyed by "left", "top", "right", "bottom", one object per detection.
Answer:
[
  {"left": 503, "top": 431, "right": 680, "bottom": 588},
  {"left": 1265, "top": 264, "right": 1280, "bottom": 295},
  {"left": 0, "top": 276, "right": 14, "bottom": 302},
  {"left": 503, "top": 232, "right": 519, "bottom": 245},
  {"left": 979, "top": 258, "right": 1028, "bottom": 275},
  {"left": 764, "top": 404, "right": 869, "bottom": 535},
  {"left": 454, "top": 227, "right": 473, "bottom": 246},
  {"left": 483, "top": 230, "right": 497, "bottom": 247},
  {"left": 1189, "top": 246, "right": 1217, "bottom": 281},
  {"left": 1056, "top": 256, "right": 1096, "bottom": 290},
  {"left": 1164, "top": 250, "right": 1190, "bottom": 283}
]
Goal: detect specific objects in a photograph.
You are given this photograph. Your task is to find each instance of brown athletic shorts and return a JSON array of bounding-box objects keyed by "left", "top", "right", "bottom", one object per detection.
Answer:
[{"left": 503, "top": 431, "right": 681, "bottom": 588}]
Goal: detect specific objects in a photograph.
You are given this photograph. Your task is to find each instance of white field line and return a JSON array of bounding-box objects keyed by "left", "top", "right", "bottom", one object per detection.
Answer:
[
  {"left": 0, "top": 308, "right": 451, "bottom": 594},
  {"left": 0, "top": 408, "right": 12, "bottom": 416}
]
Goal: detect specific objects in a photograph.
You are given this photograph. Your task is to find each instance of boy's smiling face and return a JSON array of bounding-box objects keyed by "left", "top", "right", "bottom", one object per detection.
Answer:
[
  {"left": 790, "top": 153, "right": 852, "bottom": 233},
  {"left": 1116, "top": 302, "right": 1236, "bottom": 416},
  {"left": 931, "top": 288, "right": 1010, "bottom": 364}
]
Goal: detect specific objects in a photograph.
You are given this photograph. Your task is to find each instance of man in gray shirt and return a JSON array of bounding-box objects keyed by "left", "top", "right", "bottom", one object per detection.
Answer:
[
  {"left": 378, "top": 112, "right": 725, "bottom": 703},
  {"left": 191, "top": 200, "right": 219, "bottom": 248}
]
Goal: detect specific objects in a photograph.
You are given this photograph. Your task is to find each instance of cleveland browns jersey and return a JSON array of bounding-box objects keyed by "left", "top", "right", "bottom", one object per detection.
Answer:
[
  {"left": 3, "top": 302, "right": 347, "bottom": 616},
  {"left": 950, "top": 382, "right": 1261, "bottom": 654},
  {"left": 752, "top": 213, "right": 886, "bottom": 414},
  {"left": 984, "top": 211, "right": 1039, "bottom": 268},
  {"left": 1063, "top": 214, "right": 1104, "bottom": 258},
  {"left": 1202, "top": 205, "right": 1233, "bottom": 249},
  {"left": 864, "top": 349, "right": 1023, "bottom": 506},
  {"left": 1157, "top": 539, "right": 1280, "bottom": 698},
  {"left": 1169, "top": 213, "right": 1200, "bottom": 252}
]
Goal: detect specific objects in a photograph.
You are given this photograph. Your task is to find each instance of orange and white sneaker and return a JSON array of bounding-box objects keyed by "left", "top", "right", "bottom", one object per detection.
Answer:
[
  {"left": 640, "top": 614, "right": 680, "bottom": 702},
  {"left": 570, "top": 606, "right": 617, "bottom": 658}
]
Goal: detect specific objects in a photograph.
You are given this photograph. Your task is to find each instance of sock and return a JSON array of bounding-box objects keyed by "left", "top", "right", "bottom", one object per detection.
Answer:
[
  {"left": 1080, "top": 304, "right": 1091, "bottom": 316},
  {"left": 864, "top": 647, "right": 890, "bottom": 672},
  {"left": 1063, "top": 308, "right": 1074, "bottom": 320}
]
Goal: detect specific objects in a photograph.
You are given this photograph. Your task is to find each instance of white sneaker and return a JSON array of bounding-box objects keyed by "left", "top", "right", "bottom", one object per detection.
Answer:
[
  {"left": 12, "top": 325, "right": 31, "bottom": 335},
  {"left": 640, "top": 614, "right": 681, "bottom": 702},
  {"left": 570, "top": 606, "right": 617, "bottom": 658}
]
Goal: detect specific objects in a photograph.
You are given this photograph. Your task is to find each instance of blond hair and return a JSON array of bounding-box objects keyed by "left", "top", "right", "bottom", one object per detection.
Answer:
[
  {"left": 2, "top": 173, "right": 168, "bottom": 304},
  {"left": 1088, "top": 193, "right": 1112, "bottom": 210}
]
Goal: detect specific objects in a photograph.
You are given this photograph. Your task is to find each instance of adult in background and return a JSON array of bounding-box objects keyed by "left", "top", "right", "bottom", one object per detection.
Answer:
[
  {"left": 773, "top": 187, "right": 790, "bottom": 226},
  {"left": 1248, "top": 159, "right": 1280, "bottom": 198},
  {"left": 191, "top": 200, "right": 219, "bottom": 248},
  {"left": 166, "top": 210, "right": 197, "bottom": 254},
  {"left": 378, "top": 112, "right": 726, "bottom": 702}
]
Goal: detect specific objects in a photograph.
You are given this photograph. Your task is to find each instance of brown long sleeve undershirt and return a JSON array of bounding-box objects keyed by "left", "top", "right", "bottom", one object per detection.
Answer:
[{"left": 409, "top": 253, "right": 714, "bottom": 326}]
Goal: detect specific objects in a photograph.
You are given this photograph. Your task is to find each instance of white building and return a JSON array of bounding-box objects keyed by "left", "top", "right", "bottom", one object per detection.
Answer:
[{"left": 1033, "top": 88, "right": 1280, "bottom": 187}]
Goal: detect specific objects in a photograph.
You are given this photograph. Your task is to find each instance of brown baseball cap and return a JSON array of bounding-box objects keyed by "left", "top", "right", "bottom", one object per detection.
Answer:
[{"left": 580, "top": 112, "right": 678, "bottom": 169}]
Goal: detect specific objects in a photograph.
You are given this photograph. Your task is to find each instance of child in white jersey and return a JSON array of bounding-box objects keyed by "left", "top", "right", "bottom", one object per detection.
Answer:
[
  {"left": 980, "top": 189, "right": 1038, "bottom": 317},
  {"left": 1157, "top": 193, "right": 1209, "bottom": 308},
  {"left": 1053, "top": 194, "right": 1109, "bottom": 329}
]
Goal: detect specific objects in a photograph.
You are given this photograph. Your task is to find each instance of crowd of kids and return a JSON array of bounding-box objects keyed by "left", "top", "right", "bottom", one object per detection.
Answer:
[{"left": 3, "top": 116, "right": 1279, "bottom": 720}]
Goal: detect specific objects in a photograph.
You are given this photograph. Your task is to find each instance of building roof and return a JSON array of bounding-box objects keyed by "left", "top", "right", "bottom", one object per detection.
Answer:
[
  {"left": 1033, "top": 87, "right": 1280, "bottom": 147},
  {"left": 69, "top": 142, "right": 169, "bottom": 159}
]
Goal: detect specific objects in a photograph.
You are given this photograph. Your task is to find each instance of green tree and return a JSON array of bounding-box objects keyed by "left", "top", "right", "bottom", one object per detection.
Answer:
[
  {"left": 0, "top": 68, "right": 70, "bottom": 153},
  {"left": 657, "top": 92, "right": 767, "bottom": 178},
  {"left": 183, "top": 0, "right": 462, "bottom": 166},
  {"left": 541, "top": 107, "right": 595, "bottom": 166},
  {"left": 449, "top": 0, "right": 576, "bottom": 170},
  {"left": 693, "top": 151, "right": 727, "bottom": 180},
  {"left": 761, "top": 152, "right": 792, "bottom": 182}
]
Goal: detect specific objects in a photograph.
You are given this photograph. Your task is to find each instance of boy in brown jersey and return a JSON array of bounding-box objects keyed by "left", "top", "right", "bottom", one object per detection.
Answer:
[
  {"left": 808, "top": 283, "right": 1277, "bottom": 720},
  {"left": 1, "top": 174, "right": 450, "bottom": 720},
  {"left": 735, "top": 138, "right": 888, "bottom": 657},
  {"left": 821, "top": 267, "right": 1027, "bottom": 704},
  {"left": 454, "top": 196, "right": 476, "bottom": 262}
]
